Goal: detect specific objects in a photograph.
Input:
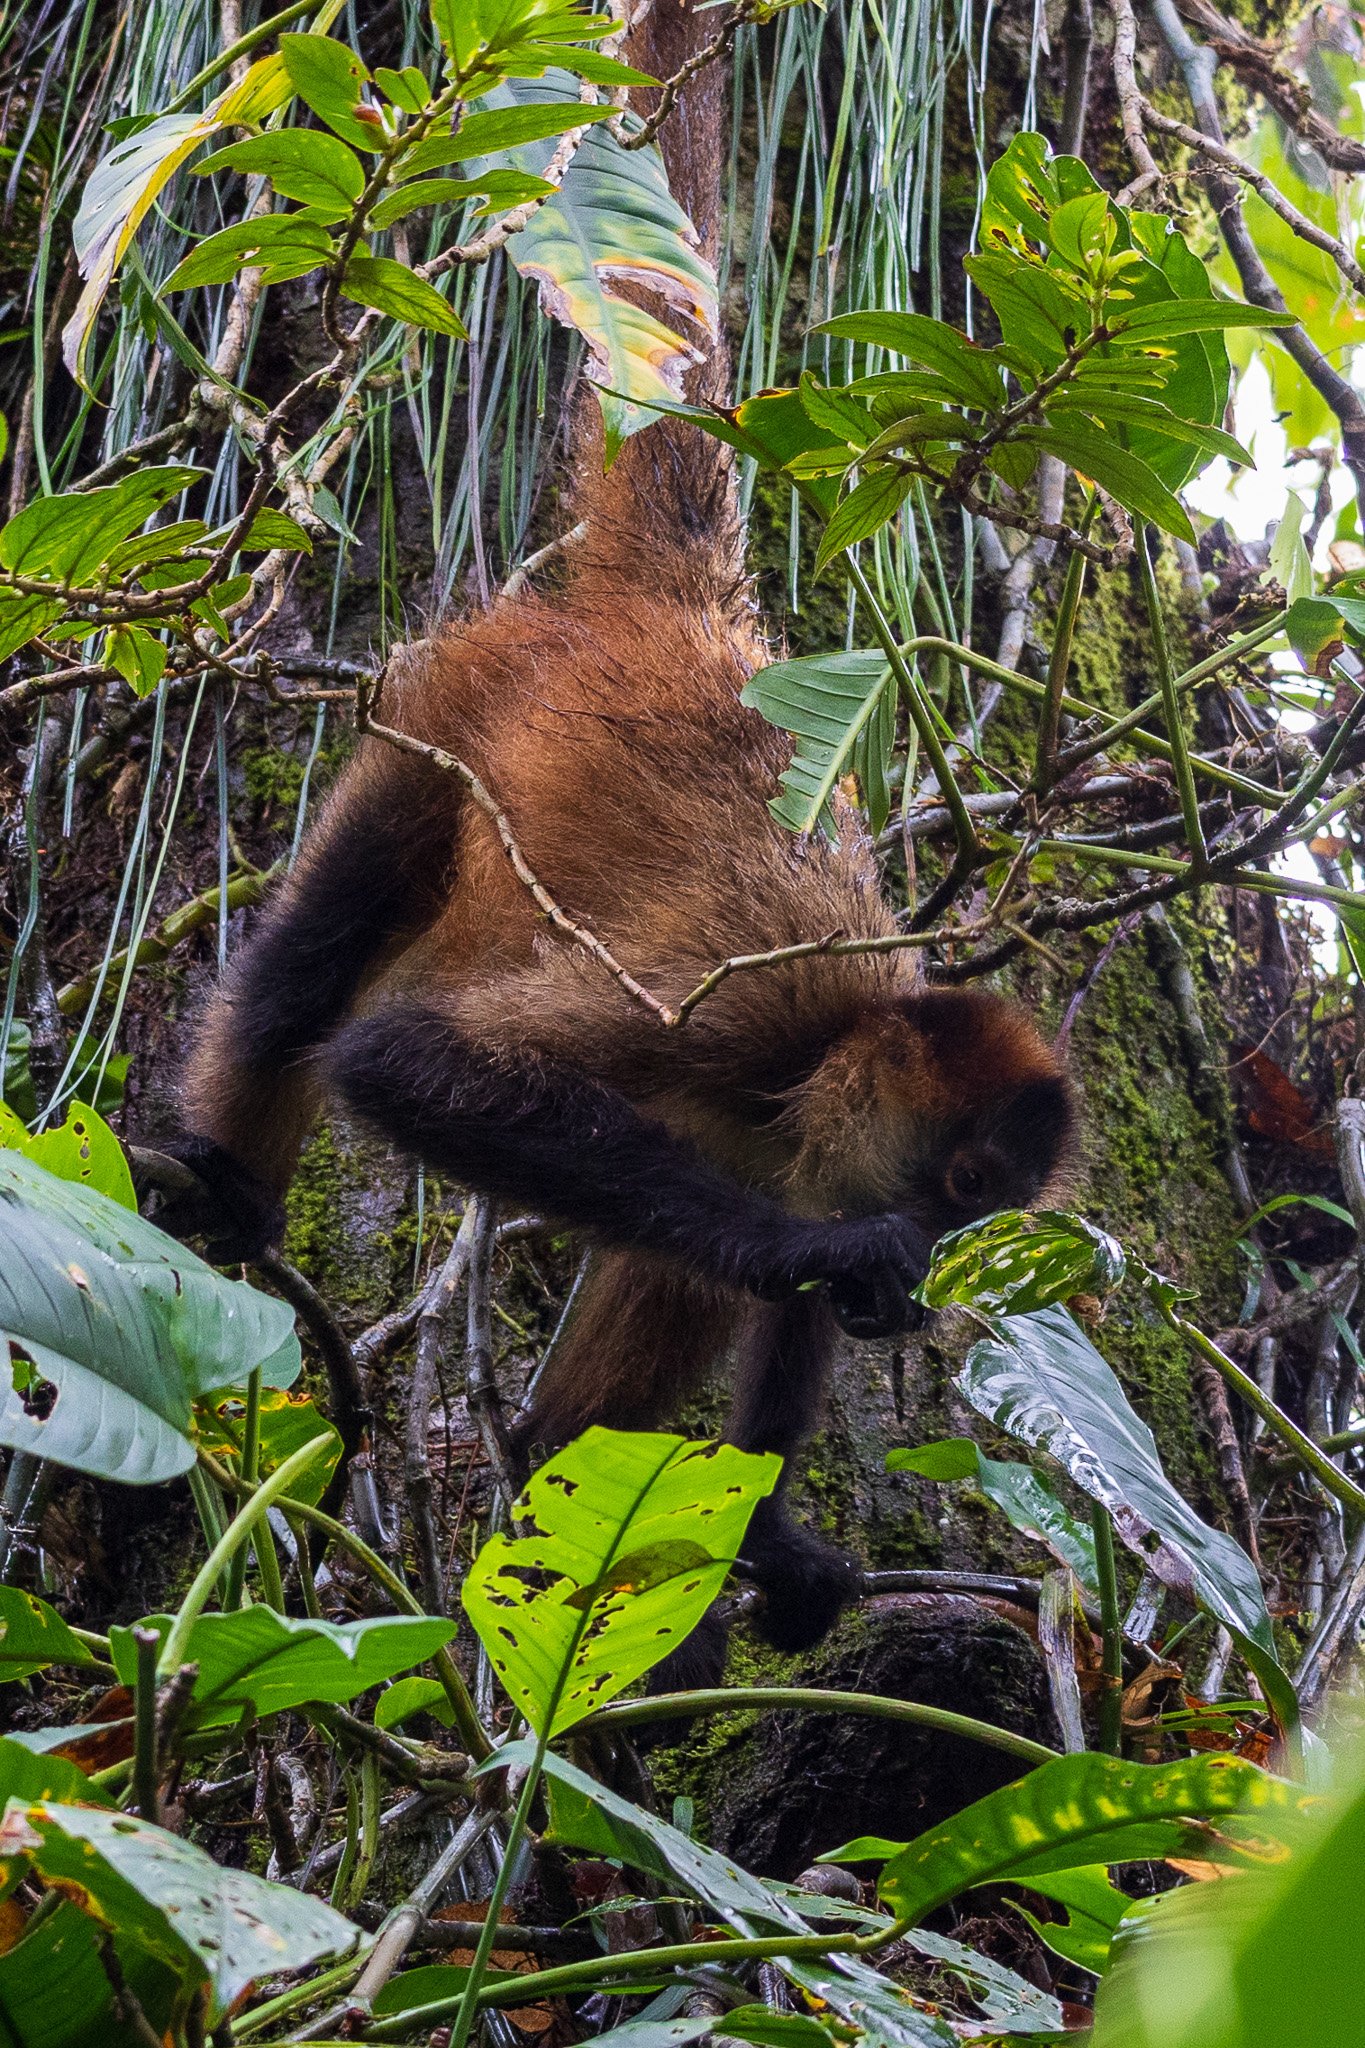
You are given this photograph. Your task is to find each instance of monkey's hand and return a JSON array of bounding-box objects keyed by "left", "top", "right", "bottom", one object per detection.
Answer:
[
  {"left": 149, "top": 1135, "right": 285, "bottom": 1266},
  {"left": 739, "top": 1498, "right": 864, "bottom": 1652},
  {"left": 756, "top": 1212, "right": 930, "bottom": 1340}
]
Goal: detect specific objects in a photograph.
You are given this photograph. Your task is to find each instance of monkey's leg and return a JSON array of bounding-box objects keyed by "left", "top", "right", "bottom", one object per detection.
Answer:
[
  {"left": 173, "top": 744, "right": 457, "bottom": 1258},
  {"left": 726, "top": 1295, "right": 863, "bottom": 1653},
  {"left": 516, "top": 1248, "right": 741, "bottom": 1446},
  {"left": 326, "top": 1006, "right": 928, "bottom": 1302}
]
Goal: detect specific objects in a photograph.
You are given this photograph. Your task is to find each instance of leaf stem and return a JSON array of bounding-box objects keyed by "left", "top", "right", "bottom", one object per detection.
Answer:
[
  {"left": 579, "top": 1685, "right": 1058, "bottom": 1766},
  {"left": 1090, "top": 1509, "right": 1124, "bottom": 1755},
  {"left": 131, "top": 1628, "right": 161, "bottom": 1824},
  {"left": 159, "top": 1435, "right": 332, "bottom": 1676},
  {"left": 1034, "top": 509, "right": 1091, "bottom": 793},
  {"left": 1137, "top": 523, "right": 1208, "bottom": 870},
  {"left": 446, "top": 1742, "right": 546, "bottom": 2048}
]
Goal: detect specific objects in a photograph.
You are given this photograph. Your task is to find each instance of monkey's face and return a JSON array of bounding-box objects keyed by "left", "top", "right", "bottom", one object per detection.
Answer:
[{"left": 827, "top": 1073, "right": 1077, "bottom": 1342}]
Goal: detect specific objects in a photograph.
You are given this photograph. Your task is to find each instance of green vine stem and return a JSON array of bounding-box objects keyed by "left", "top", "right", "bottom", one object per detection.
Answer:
[
  {"left": 1165, "top": 1310, "right": 1365, "bottom": 1522},
  {"left": 580, "top": 1685, "right": 1058, "bottom": 1765},
  {"left": 159, "top": 1435, "right": 333, "bottom": 1676},
  {"left": 198, "top": 1450, "right": 490, "bottom": 1759},
  {"left": 1090, "top": 1509, "right": 1125, "bottom": 1756},
  {"left": 1136, "top": 523, "right": 1208, "bottom": 870},
  {"left": 1034, "top": 518, "right": 1091, "bottom": 793}
]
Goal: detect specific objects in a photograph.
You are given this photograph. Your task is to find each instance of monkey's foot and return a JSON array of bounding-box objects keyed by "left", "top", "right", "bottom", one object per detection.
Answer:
[{"left": 739, "top": 1506, "right": 864, "bottom": 1653}]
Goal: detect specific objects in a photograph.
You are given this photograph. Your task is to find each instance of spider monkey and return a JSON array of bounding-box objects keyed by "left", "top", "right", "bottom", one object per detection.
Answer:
[{"left": 166, "top": 0, "right": 1075, "bottom": 1657}]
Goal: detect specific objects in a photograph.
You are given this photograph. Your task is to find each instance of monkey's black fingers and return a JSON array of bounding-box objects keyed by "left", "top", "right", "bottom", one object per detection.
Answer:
[
  {"left": 148, "top": 1134, "right": 285, "bottom": 1265},
  {"left": 737, "top": 1502, "right": 863, "bottom": 1652}
]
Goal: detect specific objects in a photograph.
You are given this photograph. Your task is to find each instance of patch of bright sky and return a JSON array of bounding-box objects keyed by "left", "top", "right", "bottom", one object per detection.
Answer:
[{"left": 1182, "top": 353, "right": 1358, "bottom": 950}]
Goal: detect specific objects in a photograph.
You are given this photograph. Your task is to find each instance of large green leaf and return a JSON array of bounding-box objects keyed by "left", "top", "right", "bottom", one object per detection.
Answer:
[
  {"left": 0, "top": 467, "right": 202, "bottom": 584},
  {"left": 0, "top": 1589, "right": 100, "bottom": 1686},
  {"left": 0, "top": 1799, "right": 357, "bottom": 2027},
  {"left": 0, "top": 1899, "right": 182, "bottom": 2048},
  {"left": 919, "top": 1208, "right": 1125, "bottom": 1317},
  {"left": 822, "top": 1752, "right": 1312, "bottom": 1924},
  {"left": 957, "top": 1306, "right": 1293, "bottom": 1724},
  {"left": 0, "top": 1098, "right": 134, "bottom": 1210},
  {"left": 109, "top": 1609, "right": 458, "bottom": 1725},
  {"left": 0, "top": 1152, "right": 299, "bottom": 1483},
  {"left": 462, "top": 1428, "right": 778, "bottom": 1738},
  {"left": 62, "top": 56, "right": 291, "bottom": 385},
  {"left": 479, "top": 74, "right": 717, "bottom": 454},
  {"left": 1093, "top": 1737, "right": 1365, "bottom": 2048},
  {"left": 1009, "top": 1864, "right": 1132, "bottom": 1976},
  {"left": 742, "top": 649, "right": 894, "bottom": 833}
]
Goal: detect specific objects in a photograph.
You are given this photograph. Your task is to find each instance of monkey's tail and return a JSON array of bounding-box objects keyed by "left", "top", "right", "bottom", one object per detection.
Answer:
[{"left": 563, "top": 0, "right": 747, "bottom": 607}]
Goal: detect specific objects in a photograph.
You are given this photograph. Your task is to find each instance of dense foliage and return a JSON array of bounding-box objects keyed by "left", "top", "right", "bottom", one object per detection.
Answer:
[{"left": 2, "top": 0, "right": 1365, "bottom": 2042}]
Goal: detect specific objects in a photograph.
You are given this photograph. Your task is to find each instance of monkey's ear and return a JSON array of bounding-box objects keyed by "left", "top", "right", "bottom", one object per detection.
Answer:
[{"left": 992, "top": 1073, "right": 1077, "bottom": 1181}]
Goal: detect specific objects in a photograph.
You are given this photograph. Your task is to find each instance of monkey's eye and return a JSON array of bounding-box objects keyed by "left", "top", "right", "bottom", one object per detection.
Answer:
[{"left": 945, "top": 1157, "right": 985, "bottom": 1207}]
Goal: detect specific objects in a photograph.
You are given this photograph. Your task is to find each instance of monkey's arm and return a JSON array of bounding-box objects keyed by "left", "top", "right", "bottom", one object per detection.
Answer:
[
  {"left": 328, "top": 1003, "right": 929, "bottom": 1306},
  {"left": 168, "top": 743, "right": 458, "bottom": 1260}
]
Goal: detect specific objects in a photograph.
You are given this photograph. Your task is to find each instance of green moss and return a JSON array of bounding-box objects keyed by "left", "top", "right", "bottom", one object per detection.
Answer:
[{"left": 283, "top": 1123, "right": 410, "bottom": 1316}]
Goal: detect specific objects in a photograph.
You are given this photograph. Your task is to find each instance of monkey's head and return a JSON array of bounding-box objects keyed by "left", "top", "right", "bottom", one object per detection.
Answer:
[{"left": 790, "top": 986, "right": 1077, "bottom": 1339}]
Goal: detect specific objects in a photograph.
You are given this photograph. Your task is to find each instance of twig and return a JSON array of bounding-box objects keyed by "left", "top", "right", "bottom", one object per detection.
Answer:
[
  {"left": 409, "top": 1208, "right": 480, "bottom": 1613},
  {"left": 1111, "top": 0, "right": 1164, "bottom": 200},
  {"left": 465, "top": 1197, "right": 522, "bottom": 1506},
  {"left": 338, "top": 1807, "right": 499, "bottom": 2025},
  {"left": 251, "top": 1252, "right": 370, "bottom": 1495},
  {"left": 56, "top": 864, "right": 282, "bottom": 1015},
  {"left": 1174, "top": 0, "right": 1365, "bottom": 173}
]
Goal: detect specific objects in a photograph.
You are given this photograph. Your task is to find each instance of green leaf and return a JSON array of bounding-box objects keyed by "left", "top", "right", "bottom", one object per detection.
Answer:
[
  {"left": 239, "top": 507, "right": 313, "bottom": 554},
  {"left": 962, "top": 250, "right": 1090, "bottom": 371},
  {"left": 374, "top": 1675, "right": 455, "bottom": 1730},
  {"left": 957, "top": 1305, "right": 1290, "bottom": 1717},
  {"left": 797, "top": 371, "right": 877, "bottom": 446},
  {"left": 0, "top": 1150, "right": 299, "bottom": 1484},
  {"left": 61, "top": 54, "right": 293, "bottom": 386},
  {"left": 1110, "top": 298, "right": 1298, "bottom": 338},
  {"left": 814, "top": 467, "right": 914, "bottom": 573},
  {"left": 195, "top": 1386, "right": 341, "bottom": 1505},
  {"left": 1018, "top": 420, "right": 1196, "bottom": 542},
  {"left": 462, "top": 1428, "right": 778, "bottom": 1738},
  {"left": 369, "top": 170, "right": 553, "bottom": 228},
  {"left": 278, "top": 34, "right": 382, "bottom": 152},
  {"left": 0, "top": 590, "right": 61, "bottom": 662},
  {"left": 823, "top": 1752, "right": 1312, "bottom": 1923},
  {"left": 375, "top": 64, "right": 432, "bottom": 111},
  {"left": 104, "top": 623, "right": 168, "bottom": 697},
  {"left": 446, "top": 99, "right": 611, "bottom": 156},
  {"left": 920, "top": 1208, "right": 1125, "bottom": 1317},
  {"left": 1009, "top": 1864, "right": 1131, "bottom": 1976},
  {"left": 0, "top": 466, "right": 200, "bottom": 582},
  {"left": 197, "top": 130, "right": 365, "bottom": 220},
  {"left": 1092, "top": 1735, "right": 1365, "bottom": 2048},
  {"left": 888, "top": 1437, "right": 1099, "bottom": 1598},
  {"left": 109, "top": 1610, "right": 458, "bottom": 1725},
  {"left": 1, "top": 1799, "right": 358, "bottom": 2026},
  {"left": 0, "top": 1590, "right": 100, "bottom": 1685},
  {"left": 817, "top": 310, "right": 1008, "bottom": 410},
  {"left": 1268, "top": 492, "right": 1313, "bottom": 604},
  {"left": 0, "top": 1098, "right": 135, "bottom": 1209},
  {"left": 471, "top": 75, "right": 717, "bottom": 453},
  {"left": 741, "top": 649, "right": 894, "bottom": 833},
  {"left": 1285, "top": 594, "right": 1349, "bottom": 668},
  {"left": 724, "top": 2009, "right": 842, "bottom": 2048},
  {"left": 163, "top": 216, "right": 335, "bottom": 291},
  {"left": 339, "top": 253, "right": 468, "bottom": 335},
  {"left": 1047, "top": 391, "right": 1253, "bottom": 468}
]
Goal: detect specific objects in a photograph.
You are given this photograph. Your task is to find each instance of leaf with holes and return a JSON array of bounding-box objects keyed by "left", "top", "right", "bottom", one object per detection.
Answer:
[
  {"left": 62, "top": 55, "right": 292, "bottom": 386},
  {"left": 461, "top": 1428, "right": 778, "bottom": 1737},
  {"left": 0, "top": 1799, "right": 358, "bottom": 2026},
  {"left": 194, "top": 1386, "right": 341, "bottom": 1505},
  {"left": 742, "top": 649, "right": 894, "bottom": 833},
  {"left": 472, "top": 74, "right": 717, "bottom": 455},
  {"left": 0, "top": 1151, "right": 299, "bottom": 1484},
  {"left": 919, "top": 1208, "right": 1125, "bottom": 1317},
  {"left": 0, "top": 1099, "right": 134, "bottom": 1210}
]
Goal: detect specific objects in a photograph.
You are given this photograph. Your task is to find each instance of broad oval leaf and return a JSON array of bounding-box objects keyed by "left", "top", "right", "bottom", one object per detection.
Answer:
[
  {"left": 108, "top": 1609, "right": 458, "bottom": 1725},
  {"left": 817, "top": 310, "right": 1008, "bottom": 411},
  {"left": 1, "top": 1799, "right": 358, "bottom": 2025},
  {"left": 822, "top": 1751, "right": 1312, "bottom": 1923},
  {"left": 164, "top": 216, "right": 336, "bottom": 291},
  {"left": 741, "top": 648, "right": 894, "bottom": 833},
  {"left": 920, "top": 1208, "right": 1125, "bottom": 1316},
  {"left": 278, "top": 33, "right": 381, "bottom": 152},
  {"left": 957, "top": 1305, "right": 1292, "bottom": 1720},
  {"left": 197, "top": 129, "right": 365, "bottom": 218},
  {"left": 0, "top": 1588, "right": 99, "bottom": 1686},
  {"left": 814, "top": 467, "right": 915, "bottom": 573},
  {"left": 339, "top": 253, "right": 468, "bottom": 336},
  {"left": 462, "top": 1428, "right": 778, "bottom": 1738},
  {"left": 476, "top": 75, "right": 717, "bottom": 455},
  {"left": 0, "top": 1098, "right": 134, "bottom": 1209},
  {"left": 0, "top": 1152, "right": 299, "bottom": 1483},
  {"left": 62, "top": 55, "right": 292, "bottom": 386}
]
